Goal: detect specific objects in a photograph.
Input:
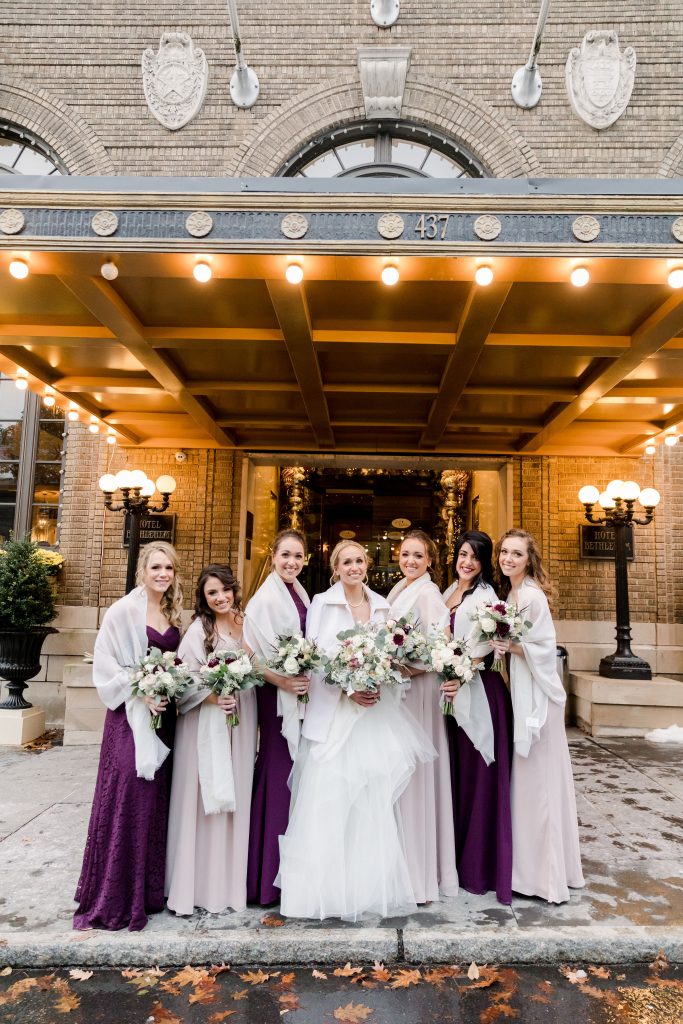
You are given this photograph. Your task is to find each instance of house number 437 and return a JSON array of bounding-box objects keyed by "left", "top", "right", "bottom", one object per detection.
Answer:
[{"left": 415, "top": 214, "right": 451, "bottom": 239}]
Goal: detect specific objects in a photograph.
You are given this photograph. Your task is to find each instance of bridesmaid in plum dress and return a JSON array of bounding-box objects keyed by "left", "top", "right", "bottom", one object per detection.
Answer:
[
  {"left": 243, "top": 529, "right": 310, "bottom": 905},
  {"left": 74, "top": 542, "right": 183, "bottom": 931},
  {"left": 166, "top": 565, "right": 257, "bottom": 914},
  {"left": 443, "top": 530, "right": 513, "bottom": 905}
]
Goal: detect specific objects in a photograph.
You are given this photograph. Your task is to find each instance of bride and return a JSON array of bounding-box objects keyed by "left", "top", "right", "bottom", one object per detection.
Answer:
[{"left": 277, "top": 540, "right": 436, "bottom": 921}]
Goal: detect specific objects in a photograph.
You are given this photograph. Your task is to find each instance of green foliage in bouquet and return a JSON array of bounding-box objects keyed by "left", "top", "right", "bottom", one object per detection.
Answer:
[{"left": 0, "top": 537, "right": 57, "bottom": 629}]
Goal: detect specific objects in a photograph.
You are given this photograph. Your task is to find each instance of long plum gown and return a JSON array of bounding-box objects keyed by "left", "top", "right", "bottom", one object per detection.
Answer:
[
  {"left": 74, "top": 625, "right": 179, "bottom": 931},
  {"left": 247, "top": 582, "right": 307, "bottom": 905},
  {"left": 446, "top": 601, "right": 514, "bottom": 905}
]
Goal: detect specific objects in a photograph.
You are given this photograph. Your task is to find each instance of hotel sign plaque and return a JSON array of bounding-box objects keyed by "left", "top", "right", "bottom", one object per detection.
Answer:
[{"left": 579, "top": 524, "right": 634, "bottom": 560}]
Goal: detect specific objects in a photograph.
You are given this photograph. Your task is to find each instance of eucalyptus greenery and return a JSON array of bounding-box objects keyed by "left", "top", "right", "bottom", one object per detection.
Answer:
[{"left": 0, "top": 537, "right": 56, "bottom": 630}]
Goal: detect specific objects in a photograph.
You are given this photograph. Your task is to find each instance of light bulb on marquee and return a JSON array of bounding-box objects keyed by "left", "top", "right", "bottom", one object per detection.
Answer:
[
  {"left": 381, "top": 264, "right": 400, "bottom": 286},
  {"left": 474, "top": 265, "right": 494, "bottom": 287},
  {"left": 100, "top": 261, "right": 119, "bottom": 281},
  {"left": 15, "top": 376, "right": 28, "bottom": 391},
  {"left": 9, "top": 259, "right": 29, "bottom": 280},
  {"left": 193, "top": 260, "right": 212, "bottom": 283},
  {"left": 644, "top": 443, "right": 656, "bottom": 456},
  {"left": 285, "top": 262, "right": 304, "bottom": 284},
  {"left": 664, "top": 433, "right": 679, "bottom": 447},
  {"left": 668, "top": 268, "right": 683, "bottom": 289},
  {"left": 570, "top": 266, "right": 590, "bottom": 287}
]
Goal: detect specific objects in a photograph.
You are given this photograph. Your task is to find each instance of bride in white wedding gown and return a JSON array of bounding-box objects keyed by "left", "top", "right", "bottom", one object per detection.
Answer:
[{"left": 277, "top": 540, "right": 436, "bottom": 922}]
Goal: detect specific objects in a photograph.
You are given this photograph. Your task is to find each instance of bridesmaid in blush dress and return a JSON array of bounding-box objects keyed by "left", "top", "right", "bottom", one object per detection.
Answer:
[
  {"left": 74, "top": 542, "right": 183, "bottom": 932},
  {"left": 494, "top": 528, "right": 584, "bottom": 904},
  {"left": 443, "top": 530, "right": 513, "bottom": 905},
  {"left": 166, "top": 565, "right": 256, "bottom": 914},
  {"left": 243, "top": 529, "right": 310, "bottom": 906},
  {"left": 387, "top": 530, "right": 457, "bottom": 904}
]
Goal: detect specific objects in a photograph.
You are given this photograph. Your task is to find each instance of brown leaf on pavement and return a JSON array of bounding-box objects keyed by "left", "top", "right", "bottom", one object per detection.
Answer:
[
  {"left": 588, "top": 966, "right": 610, "bottom": 979},
  {"left": 275, "top": 972, "right": 296, "bottom": 990},
  {"left": 208, "top": 1012, "right": 236, "bottom": 1022},
  {"left": 232, "top": 988, "right": 248, "bottom": 1000},
  {"left": 312, "top": 970, "right": 328, "bottom": 980},
  {"left": 148, "top": 1002, "right": 184, "bottom": 1024},
  {"left": 0, "top": 977, "right": 38, "bottom": 1005},
  {"left": 188, "top": 979, "right": 218, "bottom": 1005},
  {"left": 360, "top": 981, "right": 377, "bottom": 990},
  {"left": 559, "top": 966, "right": 588, "bottom": 985},
  {"left": 334, "top": 963, "right": 364, "bottom": 978},
  {"left": 529, "top": 980, "right": 554, "bottom": 1005},
  {"left": 423, "top": 966, "right": 461, "bottom": 987},
  {"left": 466, "top": 967, "right": 502, "bottom": 991},
  {"left": 0, "top": 967, "right": 11, "bottom": 976},
  {"left": 646, "top": 976, "right": 683, "bottom": 991},
  {"left": 279, "top": 992, "right": 300, "bottom": 1011},
  {"left": 169, "top": 965, "right": 210, "bottom": 988},
  {"left": 480, "top": 1006, "right": 518, "bottom": 1022},
  {"left": 52, "top": 978, "right": 80, "bottom": 1014},
  {"left": 239, "top": 969, "right": 275, "bottom": 985},
  {"left": 649, "top": 949, "right": 670, "bottom": 975},
  {"left": 468, "top": 962, "right": 480, "bottom": 980},
  {"left": 261, "top": 914, "right": 286, "bottom": 927},
  {"left": 332, "top": 1002, "right": 374, "bottom": 1022},
  {"left": 68, "top": 969, "right": 93, "bottom": 982},
  {"left": 209, "top": 963, "right": 231, "bottom": 977},
  {"left": 389, "top": 968, "right": 421, "bottom": 989},
  {"left": 121, "top": 968, "right": 142, "bottom": 978},
  {"left": 370, "top": 961, "right": 392, "bottom": 983}
]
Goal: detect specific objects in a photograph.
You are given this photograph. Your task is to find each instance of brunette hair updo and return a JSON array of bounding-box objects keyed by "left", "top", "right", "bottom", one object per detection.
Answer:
[
  {"left": 193, "top": 563, "right": 243, "bottom": 655},
  {"left": 400, "top": 529, "right": 441, "bottom": 587},
  {"left": 271, "top": 528, "right": 307, "bottom": 567}
]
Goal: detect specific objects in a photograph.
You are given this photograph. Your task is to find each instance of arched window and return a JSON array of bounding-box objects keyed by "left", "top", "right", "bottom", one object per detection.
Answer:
[
  {"left": 0, "top": 123, "right": 64, "bottom": 175},
  {"left": 280, "top": 121, "right": 486, "bottom": 179}
]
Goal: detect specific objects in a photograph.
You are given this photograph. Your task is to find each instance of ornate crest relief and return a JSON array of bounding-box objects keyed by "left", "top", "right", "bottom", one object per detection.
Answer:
[
  {"left": 142, "top": 32, "right": 208, "bottom": 131},
  {"left": 566, "top": 31, "right": 635, "bottom": 130}
]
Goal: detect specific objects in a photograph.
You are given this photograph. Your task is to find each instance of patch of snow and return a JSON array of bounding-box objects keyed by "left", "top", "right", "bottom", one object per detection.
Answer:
[{"left": 644, "top": 724, "right": 683, "bottom": 744}]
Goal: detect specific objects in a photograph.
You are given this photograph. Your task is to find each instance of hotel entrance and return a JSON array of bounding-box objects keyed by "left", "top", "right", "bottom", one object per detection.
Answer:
[{"left": 241, "top": 457, "right": 511, "bottom": 598}]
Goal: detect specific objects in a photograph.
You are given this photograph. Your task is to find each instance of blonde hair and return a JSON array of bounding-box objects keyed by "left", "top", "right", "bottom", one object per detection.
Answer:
[
  {"left": 135, "top": 542, "right": 184, "bottom": 628},
  {"left": 329, "top": 540, "right": 368, "bottom": 584},
  {"left": 494, "top": 528, "right": 555, "bottom": 605}
]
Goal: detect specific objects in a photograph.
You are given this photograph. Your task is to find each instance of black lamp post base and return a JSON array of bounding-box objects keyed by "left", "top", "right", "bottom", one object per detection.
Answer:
[{"left": 599, "top": 652, "right": 652, "bottom": 680}]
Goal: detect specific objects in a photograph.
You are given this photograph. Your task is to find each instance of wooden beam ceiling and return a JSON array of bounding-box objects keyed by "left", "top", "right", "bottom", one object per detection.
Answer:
[
  {"left": 265, "top": 280, "right": 335, "bottom": 449},
  {"left": 420, "top": 282, "right": 513, "bottom": 449},
  {"left": 56, "top": 275, "right": 236, "bottom": 448},
  {"left": 519, "top": 290, "right": 683, "bottom": 453}
]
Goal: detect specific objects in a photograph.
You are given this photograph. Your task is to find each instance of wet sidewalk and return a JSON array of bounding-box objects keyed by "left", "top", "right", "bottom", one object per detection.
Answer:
[{"left": 0, "top": 730, "right": 682, "bottom": 967}]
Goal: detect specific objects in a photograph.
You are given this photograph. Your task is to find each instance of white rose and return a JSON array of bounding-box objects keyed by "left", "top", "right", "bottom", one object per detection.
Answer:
[
  {"left": 480, "top": 617, "right": 496, "bottom": 634},
  {"left": 283, "top": 656, "right": 300, "bottom": 675}
]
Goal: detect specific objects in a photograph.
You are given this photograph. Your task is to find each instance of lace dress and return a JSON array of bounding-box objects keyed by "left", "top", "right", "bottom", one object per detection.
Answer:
[{"left": 73, "top": 625, "right": 179, "bottom": 931}]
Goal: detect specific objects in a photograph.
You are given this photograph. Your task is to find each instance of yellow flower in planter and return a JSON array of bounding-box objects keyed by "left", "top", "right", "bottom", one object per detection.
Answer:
[{"left": 0, "top": 547, "right": 65, "bottom": 576}]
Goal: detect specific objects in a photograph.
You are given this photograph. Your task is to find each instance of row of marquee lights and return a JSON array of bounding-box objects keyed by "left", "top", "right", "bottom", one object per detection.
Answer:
[{"left": 7, "top": 254, "right": 683, "bottom": 452}]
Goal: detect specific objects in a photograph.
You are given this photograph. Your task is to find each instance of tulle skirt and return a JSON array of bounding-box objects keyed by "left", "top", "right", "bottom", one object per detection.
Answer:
[{"left": 277, "top": 687, "right": 436, "bottom": 922}]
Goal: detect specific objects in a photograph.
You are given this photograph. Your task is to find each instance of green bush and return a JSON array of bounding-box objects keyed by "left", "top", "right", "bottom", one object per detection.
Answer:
[{"left": 0, "top": 537, "right": 56, "bottom": 630}]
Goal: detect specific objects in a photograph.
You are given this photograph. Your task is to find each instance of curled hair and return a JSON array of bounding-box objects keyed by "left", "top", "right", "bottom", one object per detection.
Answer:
[
  {"left": 329, "top": 540, "right": 368, "bottom": 584},
  {"left": 400, "top": 529, "right": 441, "bottom": 587},
  {"left": 193, "top": 564, "right": 243, "bottom": 655},
  {"left": 135, "top": 542, "right": 184, "bottom": 629},
  {"left": 494, "top": 528, "right": 555, "bottom": 604},
  {"left": 452, "top": 530, "right": 495, "bottom": 604},
  {"left": 271, "top": 528, "right": 307, "bottom": 565}
]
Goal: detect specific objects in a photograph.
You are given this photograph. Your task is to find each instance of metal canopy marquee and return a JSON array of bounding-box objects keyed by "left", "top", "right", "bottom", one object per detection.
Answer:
[{"left": 0, "top": 175, "right": 682, "bottom": 456}]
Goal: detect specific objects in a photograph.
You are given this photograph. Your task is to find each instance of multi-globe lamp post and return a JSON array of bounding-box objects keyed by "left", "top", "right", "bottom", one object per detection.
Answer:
[
  {"left": 578, "top": 479, "right": 660, "bottom": 680},
  {"left": 98, "top": 470, "right": 177, "bottom": 594}
]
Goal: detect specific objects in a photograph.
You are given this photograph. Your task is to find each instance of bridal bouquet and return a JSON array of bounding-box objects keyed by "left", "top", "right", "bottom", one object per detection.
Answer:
[
  {"left": 377, "top": 615, "right": 432, "bottom": 669},
  {"left": 324, "top": 621, "right": 404, "bottom": 697},
  {"left": 267, "top": 632, "right": 325, "bottom": 704},
  {"left": 428, "top": 634, "right": 476, "bottom": 716},
  {"left": 131, "top": 648, "right": 192, "bottom": 730},
  {"left": 469, "top": 600, "right": 533, "bottom": 674},
  {"left": 199, "top": 648, "right": 264, "bottom": 726}
]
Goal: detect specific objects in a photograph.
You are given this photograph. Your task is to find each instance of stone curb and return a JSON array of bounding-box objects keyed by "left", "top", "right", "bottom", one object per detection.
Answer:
[{"left": 1, "top": 925, "right": 683, "bottom": 968}]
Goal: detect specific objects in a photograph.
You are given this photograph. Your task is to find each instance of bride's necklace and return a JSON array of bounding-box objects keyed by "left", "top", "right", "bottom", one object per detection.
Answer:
[{"left": 347, "top": 592, "right": 367, "bottom": 609}]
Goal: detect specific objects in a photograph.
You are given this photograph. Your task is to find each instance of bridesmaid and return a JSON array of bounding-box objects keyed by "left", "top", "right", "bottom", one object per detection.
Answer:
[
  {"left": 442, "top": 530, "right": 513, "bottom": 905},
  {"left": 494, "top": 528, "right": 584, "bottom": 904},
  {"left": 74, "top": 542, "right": 183, "bottom": 931},
  {"left": 387, "top": 529, "right": 458, "bottom": 903},
  {"left": 243, "top": 528, "right": 310, "bottom": 905},
  {"left": 166, "top": 565, "right": 257, "bottom": 914}
]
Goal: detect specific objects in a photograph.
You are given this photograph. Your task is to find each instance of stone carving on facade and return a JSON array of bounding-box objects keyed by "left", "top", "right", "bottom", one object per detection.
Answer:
[
  {"left": 281, "top": 213, "right": 309, "bottom": 239},
  {"left": 474, "top": 215, "right": 501, "bottom": 241},
  {"left": 185, "top": 211, "right": 213, "bottom": 238},
  {"left": 572, "top": 215, "right": 600, "bottom": 242},
  {"left": 377, "top": 213, "right": 405, "bottom": 239},
  {"left": 672, "top": 218, "right": 683, "bottom": 243},
  {"left": 142, "top": 32, "right": 208, "bottom": 131},
  {"left": 91, "top": 210, "right": 119, "bottom": 237},
  {"left": 357, "top": 46, "right": 411, "bottom": 119},
  {"left": 0, "top": 209, "right": 25, "bottom": 234},
  {"left": 566, "top": 31, "right": 636, "bottom": 130}
]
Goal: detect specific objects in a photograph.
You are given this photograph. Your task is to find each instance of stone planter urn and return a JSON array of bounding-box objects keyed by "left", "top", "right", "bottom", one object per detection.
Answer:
[{"left": 0, "top": 627, "right": 58, "bottom": 709}]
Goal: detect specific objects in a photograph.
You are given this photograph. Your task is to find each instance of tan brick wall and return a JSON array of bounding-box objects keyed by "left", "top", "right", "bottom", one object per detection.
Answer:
[{"left": 2, "top": 3, "right": 683, "bottom": 179}]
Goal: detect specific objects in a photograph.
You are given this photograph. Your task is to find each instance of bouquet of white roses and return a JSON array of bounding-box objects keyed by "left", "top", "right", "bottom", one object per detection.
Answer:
[
  {"left": 267, "top": 632, "right": 325, "bottom": 704},
  {"left": 428, "top": 633, "right": 476, "bottom": 717},
  {"left": 131, "top": 648, "right": 192, "bottom": 730},
  {"left": 199, "top": 648, "right": 264, "bottom": 726},
  {"left": 469, "top": 600, "right": 533, "bottom": 674},
  {"left": 377, "top": 614, "right": 432, "bottom": 669},
  {"left": 323, "top": 621, "right": 404, "bottom": 697}
]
